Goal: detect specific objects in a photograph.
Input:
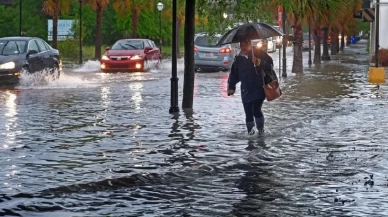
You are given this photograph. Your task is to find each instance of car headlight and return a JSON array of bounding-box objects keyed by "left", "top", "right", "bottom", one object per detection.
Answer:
[
  {"left": 0, "top": 62, "right": 16, "bottom": 70},
  {"left": 101, "top": 55, "right": 109, "bottom": 60},
  {"left": 130, "top": 55, "right": 142, "bottom": 60}
]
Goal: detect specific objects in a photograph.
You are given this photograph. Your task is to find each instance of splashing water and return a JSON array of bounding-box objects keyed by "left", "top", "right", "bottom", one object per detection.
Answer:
[
  {"left": 17, "top": 69, "right": 98, "bottom": 89},
  {"left": 72, "top": 60, "right": 101, "bottom": 72},
  {"left": 71, "top": 58, "right": 186, "bottom": 74}
]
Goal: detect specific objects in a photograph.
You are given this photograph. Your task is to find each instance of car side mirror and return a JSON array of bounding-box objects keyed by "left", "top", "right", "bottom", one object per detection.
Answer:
[
  {"left": 105, "top": 46, "right": 110, "bottom": 51},
  {"left": 26, "top": 50, "right": 38, "bottom": 58},
  {"left": 144, "top": 46, "right": 152, "bottom": 52}
]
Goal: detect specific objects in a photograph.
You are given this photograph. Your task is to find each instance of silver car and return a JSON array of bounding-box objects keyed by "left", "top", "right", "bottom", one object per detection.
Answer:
[
  {"left": 303, "top": 33, "right": 314, "bottom": 50},
  {"left": 194, "top": 33, "right": 240, "bottom": 72}
]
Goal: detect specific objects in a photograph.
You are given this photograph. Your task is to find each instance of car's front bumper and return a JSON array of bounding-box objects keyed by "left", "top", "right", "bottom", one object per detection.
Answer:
[
  {"left": 0, "top": 69, "right": 20, "bottom": 85},
  {"left": 100, "top": 59, "right": 145, "bottom": 72}
]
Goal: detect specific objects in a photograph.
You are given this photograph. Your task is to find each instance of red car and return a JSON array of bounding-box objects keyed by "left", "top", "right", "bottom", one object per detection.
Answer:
[{"left": 100, "top": 39, "right": 161, "bottom": 72}]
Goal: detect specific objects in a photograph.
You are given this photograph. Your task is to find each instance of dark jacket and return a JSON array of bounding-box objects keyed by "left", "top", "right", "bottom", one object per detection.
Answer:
[{"left": 228, "top": 50, "right": 273, "bottom": 103}]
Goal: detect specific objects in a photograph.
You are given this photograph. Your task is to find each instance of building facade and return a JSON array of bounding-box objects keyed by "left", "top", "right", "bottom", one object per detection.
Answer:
[{"left": 370, "top": 0, "right": 388, "bottom": 54}]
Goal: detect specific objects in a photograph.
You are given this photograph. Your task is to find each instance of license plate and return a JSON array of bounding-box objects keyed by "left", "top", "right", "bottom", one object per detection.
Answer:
[{"left": 200, "top": 52, "right": 216, "bottom": 58}]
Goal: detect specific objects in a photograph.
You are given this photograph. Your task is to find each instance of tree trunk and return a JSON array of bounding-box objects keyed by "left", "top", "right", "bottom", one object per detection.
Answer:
[
  {"left": 340, "top": 32, "right": 345, "bottom": 51},
  {"left": 336, "top": 34, "right": 340, "bottom": 53},
  {"left": 313, "top": 28, "right": 321, "bottom": 64},
  {"left": 52, "top": 0, "right": 59, "bottom": 49},
  {"left": 322, "top": 27, "right": 330, "bottom": 60},
  {"left": 182, "top": 0, "right": 195, "bottom": 109},
  {"left": 292, "top": 23, "right": 303, "bottom": 73},
  {"left": 52, "top": 14, "right": 58, "bottom": 48},
  {"left": 95, "top": 4, "right": 103, "bottom": 60},
  {"left": 330, "top": 32, "right": 339, "bottom": 55},
  {"left": 176, "top": 18, "right": 182, "bottom": 57},
  {"left": 131, "top": 8, "right": 139, "bottom": 38}
]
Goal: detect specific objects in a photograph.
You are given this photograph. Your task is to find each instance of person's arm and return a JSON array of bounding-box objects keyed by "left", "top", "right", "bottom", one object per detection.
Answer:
[{"left": 227, "top": 59, "right": 240, "bottom": 96}]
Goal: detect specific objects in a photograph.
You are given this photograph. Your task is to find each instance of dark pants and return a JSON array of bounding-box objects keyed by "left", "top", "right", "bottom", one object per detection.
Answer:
[{"left": 243, "top": 98, "right": 264, "bottom": 122}]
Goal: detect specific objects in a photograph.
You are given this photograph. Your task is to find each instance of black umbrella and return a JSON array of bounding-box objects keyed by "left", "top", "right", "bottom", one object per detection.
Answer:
[{"left": 217, "top": 22, "right": 284, "bottom": 46}]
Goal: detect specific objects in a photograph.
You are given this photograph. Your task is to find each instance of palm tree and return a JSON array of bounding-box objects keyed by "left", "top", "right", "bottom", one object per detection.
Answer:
[
  {"left": 268, "top": 0, "right": 346, "bottom": 72},
  {"left": 42, "top": 0, "right": 71, "bottom": 49},
  {"left": 85, "top": 0, "right": 110, "bottom": 60},
  {"left": 267, "top": 0, "right": 317, "bottom": 73},
  {"left": 333, "top": 0, "right": 361, "bottom": 51},
  {"left": 317, "top": 0, "right": 351, "bottom": 61},
  {"left": 113, "top": 0, "right": 154, "bottom": 38},
  {"left": 163, "top": 0, "right": 186, "bottom": 56}
]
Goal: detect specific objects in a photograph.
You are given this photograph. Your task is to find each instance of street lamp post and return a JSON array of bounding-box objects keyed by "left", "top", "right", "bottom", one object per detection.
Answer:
[
  {"left": 277, "top": 37, "right": 282, "bottom": 78},
  {"left": 19, "top": 0, "right": 22, "bottom": 36},
  {"left": 157, "top": 2, "right": 163, "bottom": 53},
  {"left": 169, "top": 0, "right": 179, "bottom": 113},
  {"left": 79, "top": 0, "right": 83, "bottom": 64},
  {"left": 308, "top": 19, "right": 312, "bottom": 65},
  {"left": 282, "top": 5, "right": 287, "bottom": 78}
]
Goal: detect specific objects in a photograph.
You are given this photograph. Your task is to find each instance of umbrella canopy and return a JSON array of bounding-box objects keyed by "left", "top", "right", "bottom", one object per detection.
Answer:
[{"left": 217, "top": 22, "right": 284, "bottom": 46}]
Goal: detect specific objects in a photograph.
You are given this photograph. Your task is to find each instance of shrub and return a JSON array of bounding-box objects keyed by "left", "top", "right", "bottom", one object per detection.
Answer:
[
  {"left": 370, "top": 48, "right": 388, "bottom": 66},
  {"left": 57, "top": 38, "right": 78, "bottom": 61}
]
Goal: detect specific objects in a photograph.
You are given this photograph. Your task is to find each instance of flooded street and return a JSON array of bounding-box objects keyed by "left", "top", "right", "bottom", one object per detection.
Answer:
[{"left": 1, "top": 41, "right": 388, "bottom": 216}]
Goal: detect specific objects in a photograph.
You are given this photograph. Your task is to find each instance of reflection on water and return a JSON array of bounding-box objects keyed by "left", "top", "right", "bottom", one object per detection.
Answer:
[
  {"left": 129, "top": 82, "right": 143, "bottom": 112},
  {"left": 2, "top": 90, "right": 18, "bottom": 149},
  {"left": 220, "top": 73, "right": 229, "bottom": 98},
  {"left": 2, "top": 42, "right": 388, "bottom": 216},
  {"left": 100, "top": 86, "right": 111, "bottom": 108}
]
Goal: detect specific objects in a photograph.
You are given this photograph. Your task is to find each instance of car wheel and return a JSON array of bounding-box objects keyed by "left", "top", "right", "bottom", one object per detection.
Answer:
[{"left": 50, "top": 64, "right": 60, "bottom": 80}]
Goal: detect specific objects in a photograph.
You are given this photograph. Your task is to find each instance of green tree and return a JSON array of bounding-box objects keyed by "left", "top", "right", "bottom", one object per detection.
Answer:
[
  {"left": 85, "top": 0, "right": 110, "bottom": 60},
  {"left": 163, "top": 0, "right": 186, "bottom": 56},
  {"left": 42, "top": 0, "right": 71, "bottom": 48},
  {"left": 112, "top": 0, "right": 154, "bottom": 38}
]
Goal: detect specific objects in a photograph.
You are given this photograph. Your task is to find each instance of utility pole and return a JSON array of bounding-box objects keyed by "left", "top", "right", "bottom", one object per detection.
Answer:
[
  {"left": 182, "top": 0, "right": 196, "bottom": 110},
  {"left": 79, "top": 0, "right": 83, "bottom": 64},
  {"left": 308, "top": 19, "right": 312, "bottom": 65},
  {"left": 375, "top": 0, "right": 379, "bottom": 68},
  {"left": 19, "top": 0, "right": 22, "bottom": 36},
  {"left": 169, "top": 0, "right": 179, "bottom": 113},
  {"left": 368, "top": 0, "right": 385, "bottom": 83},
  {"left": 282, "top": 5, "right": 287, "bottom": 77}
]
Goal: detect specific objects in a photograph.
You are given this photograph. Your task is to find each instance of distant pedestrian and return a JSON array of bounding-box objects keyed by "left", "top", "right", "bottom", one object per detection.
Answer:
[{"left": 227, "top": 39, "right": 274, "bottom": 135}]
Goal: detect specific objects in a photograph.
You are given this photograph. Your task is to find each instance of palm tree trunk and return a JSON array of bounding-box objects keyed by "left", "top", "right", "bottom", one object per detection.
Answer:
[
  {"left": 322, "top": 27, "right": 330, "bottom": 60},
  {"left": 176, "top": 18, "right": 182, "bottom": 57},
  {"left": 313, "top": 28, "right": 321, "bottom": 64},
  {"left": 131, "top": 8, "right": 139, "bottom": 38},
  {"left": 340, "top": 32, "right": 345, "bottom": 51},
  {"left": 336, "top": 34, "right": 340, "bottom": 53},
  {"left": 330, "top": 32, "right": 339, "bottom": 55},
  {"left": 292, "top": 23, "right": 303, "bottom": 73},
  {"left": 52, "top": 15, "right": 58, "bottom": 48},
  {"left": 95, "top": 4, "right": 103, "bottom": 60},
  {"left": 51, "top": 0, "right": 59, "bottom": 49}
]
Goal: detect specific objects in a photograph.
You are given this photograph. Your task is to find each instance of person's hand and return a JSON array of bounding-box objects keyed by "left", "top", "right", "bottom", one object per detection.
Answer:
[
  {"left": 227, "top": 89, "right": 235, "bottom": 96},
  {"left": 252, "top": 56, "right": 261, "bottom": 66}
]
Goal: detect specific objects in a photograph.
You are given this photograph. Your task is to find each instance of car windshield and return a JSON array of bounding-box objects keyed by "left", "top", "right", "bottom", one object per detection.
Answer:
[
  {"left": 0, "top": 40, "right": 27, "bottom": 55},
  {"left": 111, "top": 40, "right": 144, "bottom": 50},
  {"left": 194, "top": 35, "right": 222, "bottom": 47}
]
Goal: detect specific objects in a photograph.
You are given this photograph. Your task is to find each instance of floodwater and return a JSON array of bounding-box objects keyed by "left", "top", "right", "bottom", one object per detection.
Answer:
[{"left": 1, "top": 42, "right": 388, "bottom": 216}]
